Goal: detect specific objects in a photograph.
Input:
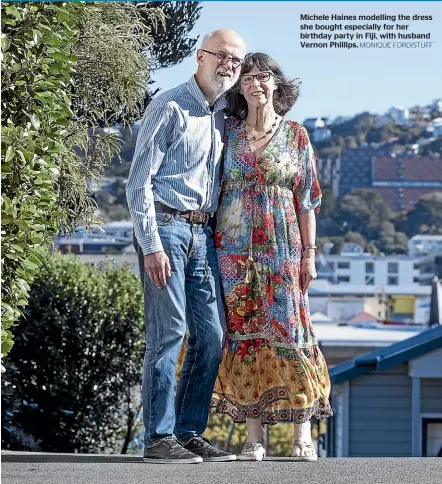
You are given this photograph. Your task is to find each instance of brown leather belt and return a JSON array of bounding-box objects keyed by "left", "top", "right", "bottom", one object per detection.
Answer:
[{"left": 154, "top": 201, "right": 211, "bottom": 225}]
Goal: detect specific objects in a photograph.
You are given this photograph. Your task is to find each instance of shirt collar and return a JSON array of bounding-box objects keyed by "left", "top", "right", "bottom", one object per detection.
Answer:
[{"left": 186, "top": 75, "right": 227, "bottom": 114}]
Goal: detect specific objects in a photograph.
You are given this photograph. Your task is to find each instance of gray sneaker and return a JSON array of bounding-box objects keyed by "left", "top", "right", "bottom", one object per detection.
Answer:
[
  {"left": 143, "top": 438, "right": 203, "bottom": 464},
  {"left": 181, "top": 436, "right": 237, "bottom": 462}
]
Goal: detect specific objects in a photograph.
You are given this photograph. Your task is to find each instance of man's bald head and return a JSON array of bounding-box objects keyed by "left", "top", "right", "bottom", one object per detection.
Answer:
[{"left": 200, "top": 29, "right": 246, "bottom": 53}]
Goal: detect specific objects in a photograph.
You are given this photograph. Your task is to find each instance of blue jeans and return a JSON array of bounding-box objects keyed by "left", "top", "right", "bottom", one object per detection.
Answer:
[{"left": 134, "top": 210, "right": 224, "bottom": 446}]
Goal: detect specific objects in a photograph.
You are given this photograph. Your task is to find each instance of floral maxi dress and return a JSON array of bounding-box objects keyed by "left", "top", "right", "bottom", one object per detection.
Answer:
[{"left": 211, "top": 118, "right": 333, "bottom": 424}]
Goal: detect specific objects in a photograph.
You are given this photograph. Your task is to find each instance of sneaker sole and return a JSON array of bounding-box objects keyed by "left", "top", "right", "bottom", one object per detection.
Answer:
[
  {"left": 203, "top": 455, "right": 237, "bottom": 462},
  {"left": 237, "top": 452, "right": 266, "bottom": 461},
  {"left": 143, "top": 456, "right": 203, "bottom": 464}
]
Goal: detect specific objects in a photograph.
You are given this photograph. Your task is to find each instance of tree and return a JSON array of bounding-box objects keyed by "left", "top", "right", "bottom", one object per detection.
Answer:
[
  {"left": 406, "top": 192, "right": 442, "bottom": 237},
  {"left": 318, "top": 185, "right": 337, "bottom": 219},
  {"left": 144, "top": 1, "right": 201, "bottom": 70},
  {"left": 337, "top": 189, "right": 393, "bottom": 237},
  {"left": 1, "top": 2, "right": 163, "bottom": 355},
  {"left": 1, "top": 254, "right": 144, "bottom": 453},
  {"left": 378, "top": 221, "right": 408, "bottom": 255}
]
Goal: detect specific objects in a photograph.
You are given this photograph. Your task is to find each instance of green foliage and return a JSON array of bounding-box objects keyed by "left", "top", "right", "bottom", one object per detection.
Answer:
[
  {"left": 406, "top": 191, "right": 442, "bottom": 237},
  {"left": 72, "top": 2, "right": 164, "bottom": 127},
  {"left": 1, "top": 2, "right": 82, "bottom": 356},
  {"left": 420, "top": 135, "right": 442, "bottom": 157},
  {"left": 144, "top": 1, "right": 202, "bottom": 70},
  {"left": 318, "top": 189, "right": 409, "bottom": 255},
  {"left": 1, "top": 2, "right": 164, "bottom": 355},
  {"left": 1, "top": 253, "right": 144, "bottom": 453}
]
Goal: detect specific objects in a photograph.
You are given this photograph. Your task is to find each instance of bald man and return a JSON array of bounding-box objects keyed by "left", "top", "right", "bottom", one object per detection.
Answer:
[{"left": 126, "top": 30, "right": 246, "bottom": 463}]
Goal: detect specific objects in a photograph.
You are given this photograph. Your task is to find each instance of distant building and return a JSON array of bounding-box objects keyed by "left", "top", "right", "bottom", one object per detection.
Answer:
[
  {"left": 55, "top": 221, "right": 133, "bottom": 254},
  {"left": 338, "top": 146, "right": 382, "bottom": 197},
  {"left": 315, "top": 156, "right": 340, "bottom": 195},
  {"left": 431, "top": 117, "right": 442, "bottom": 137},
  {"left": 408, "top": 235, "right": 442, "bottom": 257},
  {"left": 309, "top": 278, "right": 431, "bottom": 325},
  {"left": 416, "top": 256, "right": 442, "bottom": 285},
  {"left": 312, "top": 126, "right": 331, "bottom": 143},
  {"left": 388, "top": 106, "right": 410, "bottom": 126},
  {"left": 303, "top": 117, "right": 327, "bottom": 130},
  {"left": 317, "top": 254, "right": 422, "bottom": 287},
  {"left": 366, "top": 155, "right": 442, "bottom": 211},
  {"left": 432, "top": 98, "right": 442, "bottom": 113}
]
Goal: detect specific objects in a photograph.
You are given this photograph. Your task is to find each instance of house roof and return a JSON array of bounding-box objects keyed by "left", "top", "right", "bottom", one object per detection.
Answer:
[
  {"left": 329, "top": 324, "right": 442, "bottom": 384},
  {"left": 316, "top": 324, "right": 421, "bottom": 348},
  {"left": 348, "top": 312, "right": 379, "bottom": 324},
  {"left": 310, "top": 312, "right": 333, "bottom": 323}
]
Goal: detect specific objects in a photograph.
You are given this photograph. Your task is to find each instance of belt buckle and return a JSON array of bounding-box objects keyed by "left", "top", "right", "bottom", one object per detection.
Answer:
[{"left": 189, "top": 211, "right": 206, "bottom": 224}]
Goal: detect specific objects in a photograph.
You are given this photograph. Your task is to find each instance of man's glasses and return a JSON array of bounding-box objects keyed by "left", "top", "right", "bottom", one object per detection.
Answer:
[
  {"left": 199, "top": 49, "right": 244, "bottom": 68},
  {"left": 240, "top": 72, "right": 272, "bottom": 85}
]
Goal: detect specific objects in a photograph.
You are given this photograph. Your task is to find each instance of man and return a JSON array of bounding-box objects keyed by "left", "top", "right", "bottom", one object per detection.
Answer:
[{"left": 126, "top": 29, "right": 246, "bottom": 464}]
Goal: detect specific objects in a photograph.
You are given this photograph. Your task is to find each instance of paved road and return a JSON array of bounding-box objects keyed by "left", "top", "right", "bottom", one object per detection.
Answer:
[{"left": 2, "top": 456, "right": 442, "bottom": 484}]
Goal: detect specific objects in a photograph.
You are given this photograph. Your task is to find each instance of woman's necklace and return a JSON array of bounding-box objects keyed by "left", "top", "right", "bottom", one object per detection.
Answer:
[{"left": 245, "top": 116, "right": 279, "bottom": 142}]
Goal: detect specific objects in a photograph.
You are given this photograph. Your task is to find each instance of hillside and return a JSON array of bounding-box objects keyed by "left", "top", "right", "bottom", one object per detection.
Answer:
[{"left": 93, "top": 100, "right": 442, "bottom": 254}]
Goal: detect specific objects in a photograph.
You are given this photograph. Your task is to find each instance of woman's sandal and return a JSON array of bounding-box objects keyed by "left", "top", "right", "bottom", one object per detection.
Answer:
[
  {"left": 237, "top": 442, "right": 266, "bottom": 461},
  {"left": 291, "top": 440, "right": 318, "bottom": 461}
]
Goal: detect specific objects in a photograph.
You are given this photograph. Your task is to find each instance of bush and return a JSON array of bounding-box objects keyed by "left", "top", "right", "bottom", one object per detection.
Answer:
[
  {"left": 1, "top": 253, "right": 145, "bottom": 454},
  {"left": 1, "top": 2, "right": 167, "bottom": 355}
]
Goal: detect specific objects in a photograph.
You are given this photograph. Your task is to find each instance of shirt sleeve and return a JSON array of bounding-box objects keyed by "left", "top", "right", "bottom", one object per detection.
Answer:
[
  {"left": 293, "top": 126, "right": 322, "bottom": 215},
  {"left": 125, "top": 102, "right": 175, "bottom": 255}
]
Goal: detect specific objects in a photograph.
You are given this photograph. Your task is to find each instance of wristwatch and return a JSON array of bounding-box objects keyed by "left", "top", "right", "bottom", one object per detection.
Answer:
[{"left": 304, "top": 245, "right": 317, "bottom": 253}]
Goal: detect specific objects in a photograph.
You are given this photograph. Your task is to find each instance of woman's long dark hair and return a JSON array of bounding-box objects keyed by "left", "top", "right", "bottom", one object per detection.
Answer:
[{"left": 226, "top": 52, "right": 301, "bottom": 119}]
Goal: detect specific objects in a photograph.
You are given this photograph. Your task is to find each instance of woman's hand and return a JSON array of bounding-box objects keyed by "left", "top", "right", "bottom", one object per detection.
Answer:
[{"left": 301, "top": 253, "right": 317, "bottom": 294}]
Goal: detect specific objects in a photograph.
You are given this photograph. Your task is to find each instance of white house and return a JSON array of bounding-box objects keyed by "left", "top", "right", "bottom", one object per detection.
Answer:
[
  {"left": 318, "top": 254, "right": 423, "bottom": 287},
  {"left": 309, "top": 278, "right": 431, "bottom": 324},
  {"left": 388, "top": 106, "right": 410, "bottom": 126},
  {"left": 408, "top": 235, "right": 442, "bottom": 257}
]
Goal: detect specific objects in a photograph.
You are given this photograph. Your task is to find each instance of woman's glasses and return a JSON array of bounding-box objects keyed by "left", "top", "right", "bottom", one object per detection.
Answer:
[{"left": 240, "top": 72, "right": 272, "bottom": 85}]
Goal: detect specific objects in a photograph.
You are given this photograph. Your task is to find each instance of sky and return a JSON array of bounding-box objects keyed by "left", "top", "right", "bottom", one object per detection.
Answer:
[{"left": 152, "top": 1, "right": 442, "bottom": 122}]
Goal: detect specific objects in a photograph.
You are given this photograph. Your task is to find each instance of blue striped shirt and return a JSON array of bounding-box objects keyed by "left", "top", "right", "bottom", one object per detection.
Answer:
[{"left": 126, "top": 76, "right": 227, "bottom": 255}]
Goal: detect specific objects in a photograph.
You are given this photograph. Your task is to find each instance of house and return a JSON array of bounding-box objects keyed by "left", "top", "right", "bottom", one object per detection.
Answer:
[
  {"left": 408, "top": 235, "right": 442, "bottom": 258},
  {"left": 309, "top": 279, "right": 431, "bottom": 325},
  {"left": 328, "top": 310, "right": 442, "bottom": 456}
]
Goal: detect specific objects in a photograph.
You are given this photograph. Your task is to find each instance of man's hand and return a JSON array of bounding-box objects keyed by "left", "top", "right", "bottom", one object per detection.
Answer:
[
  {"left": 300, "top": 253, "right": 317, "bottom": 294},
  {"left": 144, "top": 251, "right": 172, "bottom": 288}
]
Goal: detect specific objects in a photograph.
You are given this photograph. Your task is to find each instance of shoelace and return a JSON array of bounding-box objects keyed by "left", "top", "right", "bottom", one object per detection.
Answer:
[{"left": 169, "top": 440, "right": 193, "bottom": 456}]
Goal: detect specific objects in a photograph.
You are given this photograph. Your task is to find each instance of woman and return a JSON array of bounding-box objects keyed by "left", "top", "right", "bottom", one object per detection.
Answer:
[{"left": 211, "top": 53, "right": 332, "bottom": 461}]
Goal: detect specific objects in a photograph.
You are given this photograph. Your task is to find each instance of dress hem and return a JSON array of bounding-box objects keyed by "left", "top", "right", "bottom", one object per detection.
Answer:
[{"left": 210, "top": 393, "right": 333, "bottom": 425}]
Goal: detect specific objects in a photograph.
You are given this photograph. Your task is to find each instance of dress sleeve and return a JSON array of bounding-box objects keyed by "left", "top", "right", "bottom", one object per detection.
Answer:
[{"left": 293, "top": 126, "right": 322, "bottom": 214}]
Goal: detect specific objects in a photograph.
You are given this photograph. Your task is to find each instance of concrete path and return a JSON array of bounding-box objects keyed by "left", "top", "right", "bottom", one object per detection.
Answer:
[{"left": 2, "top": 452, "right": 442, "bottom": 484}]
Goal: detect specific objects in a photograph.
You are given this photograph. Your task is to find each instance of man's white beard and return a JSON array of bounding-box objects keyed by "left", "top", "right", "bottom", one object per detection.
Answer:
[{"left": 205, "top": 70, "right": 233, "bottom": 97}]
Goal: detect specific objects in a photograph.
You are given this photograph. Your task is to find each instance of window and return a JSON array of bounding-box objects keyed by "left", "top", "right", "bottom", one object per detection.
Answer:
[
  {"left": 413, "top": 277, "right": 420, "bottom": 283},
  {"left": 365, "top": 275, "right": 374, "bottom": 285},
  {"left": 413, "top": 263, "right": 420, "bottom": 270},
  {"left": 338, "top": 275, "right": 350, "bottom": 283},
  {"left": 337, "top": 262, "right": 350, "bottom": 270},
  {"left": 388, "top": 262, "right": 399, "bottom": 274},
  {"left": 365, "top": 262, "right": 374, "bottom": 274},
  {"left": 388, "top": 276, "right": 398, "bottom": 285},
  {"left": 422, "top": 419, "right": 442, "bottom": 457}
]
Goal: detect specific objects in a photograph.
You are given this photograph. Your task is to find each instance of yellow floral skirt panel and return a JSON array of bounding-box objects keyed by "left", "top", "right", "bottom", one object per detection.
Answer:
[{"left": 211, "top": 340, "right": 332, "bottom": 424}]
